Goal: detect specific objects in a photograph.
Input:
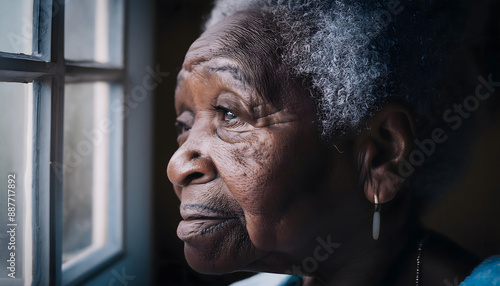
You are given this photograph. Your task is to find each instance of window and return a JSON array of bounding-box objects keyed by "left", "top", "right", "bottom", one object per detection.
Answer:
[
  {"left": 0, "top": 0, "right": 153, "bottom": 285},
  {"left": 0, "top": 82, "right": 34, "bottom": 285}
]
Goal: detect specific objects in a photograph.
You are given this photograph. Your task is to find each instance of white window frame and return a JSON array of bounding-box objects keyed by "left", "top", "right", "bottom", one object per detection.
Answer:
[{"left": 0, "top": 0, "right": 154, "bottom": 285}]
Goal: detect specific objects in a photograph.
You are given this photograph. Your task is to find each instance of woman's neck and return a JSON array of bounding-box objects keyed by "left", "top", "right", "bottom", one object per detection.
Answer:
[
  {"left": 300, "top": 207, "right": 422, "bottom": 286},
  {"left": 306, "top": 235, "right": 418, "bottom": 286},
  {"left": 302, "top": 230, "right": 479, "bottom": 286}
]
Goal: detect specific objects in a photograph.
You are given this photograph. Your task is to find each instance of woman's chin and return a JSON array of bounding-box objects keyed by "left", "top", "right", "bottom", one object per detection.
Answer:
[
  {"left": 184, "top": 243, "right": 248, "bottom": 274},
  {"left": 183, "top": 239, "right": 290, "bottom": 275},
  {"left": 178, "top": 218, "right": 259, "bottom": 274}
]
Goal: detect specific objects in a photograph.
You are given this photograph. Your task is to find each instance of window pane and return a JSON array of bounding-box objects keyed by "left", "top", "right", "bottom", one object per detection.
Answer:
[
  {"left": 64, "top": 0, "right": 124, "bottom": 66},
  {"left": 62, "top": 82, "right": 123, "bottom": 284},
  {"left": 0, "top": 0, "right": 34, "bottom": 55},
  {"left": 0, "top": 82, "right": 33, "bottom": 285},
  {"left": 62, "top": 82, "right": 111, "bottom": 265}
]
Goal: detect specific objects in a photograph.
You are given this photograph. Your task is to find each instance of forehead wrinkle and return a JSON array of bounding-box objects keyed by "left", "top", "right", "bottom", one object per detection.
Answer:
[
  {"left": 177, "top": 48, "right": 213, "bottom": 87},
  {"left": 174, "top": 67, "right": 208, "bottom": 115},
  {"left": 177, "top": 64, "right": 210, "bottom": 90}
]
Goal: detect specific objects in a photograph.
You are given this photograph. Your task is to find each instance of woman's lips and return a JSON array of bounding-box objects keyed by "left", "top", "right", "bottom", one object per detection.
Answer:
[
  {"left": 177, "top": 203, "right": 240, "bottom": 242},
  {"left": 177, "top": 217, "right": 237, "bottom": 241}
]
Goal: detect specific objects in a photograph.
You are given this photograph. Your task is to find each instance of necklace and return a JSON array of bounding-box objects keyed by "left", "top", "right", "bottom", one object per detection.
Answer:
[
  {"left": 415, "top": 241, "right": 422, "bottom": 285},
  {"left": 415, "top": 236, "right": 426, "bottom": 286}
]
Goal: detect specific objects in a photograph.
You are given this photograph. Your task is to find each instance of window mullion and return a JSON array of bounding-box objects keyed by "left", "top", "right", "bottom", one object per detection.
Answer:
[
  {"left": 0, "top": 56, "right": 56, "bottom": 82},
  {"left": 36, "top": 0, "right": 53, "bottom": 61},
  {"left": 32, "top": 78, "right": 52, "bottom": 285},
  {"left": 49, "top": 0, "right": 65, "bottom": 285},
  {"left": 32, "top": 0, "right": 40, "bottom": 57},
  {"left": 65, "top": 65, "right": 124, "bottom": 83}
]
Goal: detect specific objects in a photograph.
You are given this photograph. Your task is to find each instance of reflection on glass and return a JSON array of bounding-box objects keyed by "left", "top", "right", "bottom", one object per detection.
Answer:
[
  {"left": 62, "top": 82, "right": 110, "bottom": 265},
  {"left": 0, "top": 82, "right": 33, "bottom": 284},
  {"left": 64, "top": 0, "right": 124, "bottom": 66},
  {"left": 0, "top": 0, "right": 34, "bottom": 55}
]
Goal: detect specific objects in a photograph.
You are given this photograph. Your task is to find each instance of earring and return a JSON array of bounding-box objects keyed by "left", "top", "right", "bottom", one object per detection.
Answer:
[{"left": 372, "top": 193, "right": 381, "bottom": 240}]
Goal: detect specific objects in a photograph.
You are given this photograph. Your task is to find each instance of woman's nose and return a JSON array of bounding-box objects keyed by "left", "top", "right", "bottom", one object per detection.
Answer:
[{"left": 167, "top": 142, "right": 217, "bottom": 187}]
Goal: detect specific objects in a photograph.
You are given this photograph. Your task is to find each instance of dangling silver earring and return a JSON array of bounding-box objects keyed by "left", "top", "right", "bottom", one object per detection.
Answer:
[{"left": 372, "top": 193, "right": 381, "bottom": 240}]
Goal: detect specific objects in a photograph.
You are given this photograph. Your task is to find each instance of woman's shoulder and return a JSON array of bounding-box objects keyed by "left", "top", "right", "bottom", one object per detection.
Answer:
[
  {"left": 230, "top": 273, "right": 303, "bottom": 286},
  {"left": 460, "top": 255, "right": 500, "bottom": 286}
]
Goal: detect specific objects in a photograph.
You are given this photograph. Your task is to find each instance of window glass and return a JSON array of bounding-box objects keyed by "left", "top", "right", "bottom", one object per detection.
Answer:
[
  {"left": 62, "top": 82, "right": 111, "bottom": 265},
  {"left": 0, "top": 0, "right": 34, "bottom": 55},
  {"left": 62, "top": 81, "right": 124, "bottom": 284},
  {"left": 64, "top": 0, "right": 124, "bottom": 66},
  {"left": 0, "top": 82, "right": 33, "bottom": 285}
]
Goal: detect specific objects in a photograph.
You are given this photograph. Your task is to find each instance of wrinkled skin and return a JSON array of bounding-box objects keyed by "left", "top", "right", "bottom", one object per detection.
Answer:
[{"left": 167, "top": 11, "right": 478, "bottom": 286}]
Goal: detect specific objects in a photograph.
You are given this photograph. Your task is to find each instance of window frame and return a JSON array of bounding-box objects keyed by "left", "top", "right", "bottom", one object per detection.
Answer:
[{"left": 0, "top": 0, "right": 131, "bottom": 285}]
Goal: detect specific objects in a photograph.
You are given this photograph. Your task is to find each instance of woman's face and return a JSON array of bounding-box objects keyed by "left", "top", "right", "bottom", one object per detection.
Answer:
[{"left": 167, "top": 13, "right": 357, "bottom": 274}]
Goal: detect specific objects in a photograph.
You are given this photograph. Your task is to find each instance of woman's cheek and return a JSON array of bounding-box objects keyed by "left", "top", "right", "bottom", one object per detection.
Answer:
[
  {"left": 215, "top": 123, "right": 303, "bottom": 211},
  {"left": 216, "top": 126, "right": 307, "bottom": 251},
  {"left": 229, "top": 134, "right": 289, "bottom": 210}
]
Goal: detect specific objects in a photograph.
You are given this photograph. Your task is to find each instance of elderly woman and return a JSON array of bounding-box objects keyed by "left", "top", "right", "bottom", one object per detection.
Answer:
[{"left": 166, "top": 0, "right": 499, "bottom": 285}]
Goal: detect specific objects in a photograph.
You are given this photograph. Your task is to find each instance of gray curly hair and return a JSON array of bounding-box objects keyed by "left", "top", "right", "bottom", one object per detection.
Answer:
[{"left": 204, "top": 0, "right": 396, "bottom": 138}]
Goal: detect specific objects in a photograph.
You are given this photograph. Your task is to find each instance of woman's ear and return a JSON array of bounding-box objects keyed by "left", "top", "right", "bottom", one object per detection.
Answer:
[{"left": 356, "top": 103, "right": 416, "bottom": 204}]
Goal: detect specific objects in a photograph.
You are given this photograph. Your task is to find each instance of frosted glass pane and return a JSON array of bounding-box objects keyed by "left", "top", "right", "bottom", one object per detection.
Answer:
[
  {"left": 64, "top": 0, "right": 124, "bottom": 66},
  {"left": 0, "top": 0, "right": 34, "bottom": 54},
  {"left": 0, "top": 82, "right": 33, "bottom": 285},
  {"left": 62, "top": 82, "right": 110, "bottom": 265}
]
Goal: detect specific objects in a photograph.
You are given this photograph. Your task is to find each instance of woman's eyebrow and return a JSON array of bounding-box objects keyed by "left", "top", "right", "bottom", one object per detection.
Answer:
[
  {"left": 206, "top": 64, "right": 249, "bottom": 86},
  {"left": 176, "top": 64, "right": 251, "bottom": 90}
]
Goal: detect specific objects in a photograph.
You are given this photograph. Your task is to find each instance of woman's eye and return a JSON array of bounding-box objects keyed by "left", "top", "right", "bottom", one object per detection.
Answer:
[
  {"left": 225, "top": 110, "right": 237, "bottom": 120},
  {"left": 212, "top": 105, "right": 237, "bottom": 122},
  {"left": 175, "top": 121, "right": 191, "bottom": 135}
]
